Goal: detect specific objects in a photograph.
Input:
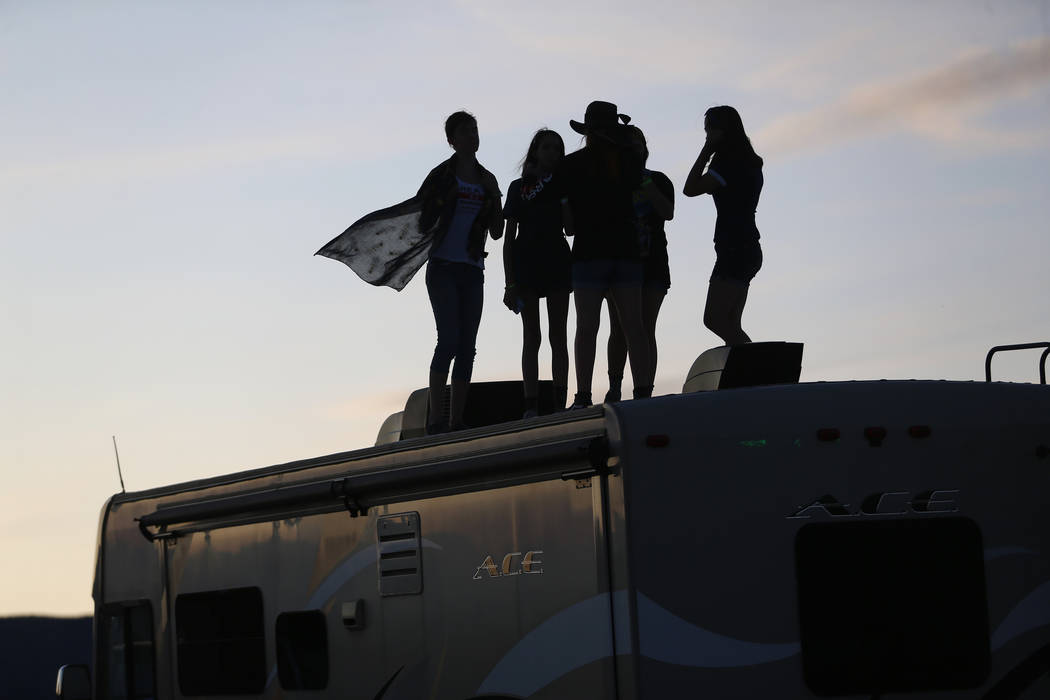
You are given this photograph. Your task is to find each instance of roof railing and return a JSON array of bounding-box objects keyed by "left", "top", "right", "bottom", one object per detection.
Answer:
[{"left": 984, "top": 342, "right": 1050, "bottom": 384}]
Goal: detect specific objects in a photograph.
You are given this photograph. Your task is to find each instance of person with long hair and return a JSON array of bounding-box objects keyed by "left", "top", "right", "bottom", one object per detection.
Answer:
[
  {"left": 555, "top": 101, "right": 652, "bottom": 408},
  {"left": 605, "top": 125, "right": 674, "bottom": 402},
  {"left": 683, "top": 105, "right": 763, "bottom": 346},
  {"left": 420, "top": 111, "right": 503, "bottom": 432},
  {"left": 502, "top": 129, "right": 571, "bottom": 416}
]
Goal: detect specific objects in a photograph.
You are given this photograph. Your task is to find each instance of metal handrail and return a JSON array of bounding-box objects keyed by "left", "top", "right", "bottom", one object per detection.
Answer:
[{"left": 984, "top": 342, "right": 1050, "bottom": 384}]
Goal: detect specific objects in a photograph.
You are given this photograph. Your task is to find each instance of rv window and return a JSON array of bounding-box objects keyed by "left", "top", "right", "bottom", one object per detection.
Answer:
[
  {"left": 795, "top": 517, "right": 990, "bottom": 695},
  {"left": 276, "top": 611, "right": 328, "bottom": 690},
  {"left": 175, "top": 587, "right": 266, "bottom": 695},
  {"left": 99, "top": 600, "right": 156, "bottom": 700}
]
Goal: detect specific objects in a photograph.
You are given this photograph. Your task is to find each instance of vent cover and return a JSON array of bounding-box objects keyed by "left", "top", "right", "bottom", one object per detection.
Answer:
[{"left": 377, "top": 512, "right": 422, "bottom": 596}]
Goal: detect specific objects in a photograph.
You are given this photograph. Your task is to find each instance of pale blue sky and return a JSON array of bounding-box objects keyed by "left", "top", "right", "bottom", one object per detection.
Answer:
[{"left": 2, "top": 0, "right": 1049, "bottom": 614}]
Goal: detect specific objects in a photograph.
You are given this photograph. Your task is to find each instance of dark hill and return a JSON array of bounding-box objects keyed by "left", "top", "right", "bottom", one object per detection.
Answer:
[{"left": 0, "top": 616, "right": 91, "bottom": 700}]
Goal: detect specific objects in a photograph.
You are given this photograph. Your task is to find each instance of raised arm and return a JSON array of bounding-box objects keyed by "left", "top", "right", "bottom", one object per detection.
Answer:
[{"left": 683, "top": 144, "right": 719, "bottom": 197}]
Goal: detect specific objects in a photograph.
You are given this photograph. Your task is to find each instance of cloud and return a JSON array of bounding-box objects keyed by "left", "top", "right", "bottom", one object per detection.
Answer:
[
  {"left": 740, "top": 29, "right": 876, "bottom": 97},
  {"left": 756, "top": 37, "right": 1050, "bottom": 157},
  {"left": 454, "top": 0, "right": 729, "bottom": 84},
  {"left": 0, "top": 112, "right": 440, "bottom": 186}
]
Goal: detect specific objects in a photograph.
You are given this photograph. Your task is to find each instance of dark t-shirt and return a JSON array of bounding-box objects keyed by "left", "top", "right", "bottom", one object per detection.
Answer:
[
  {"left": 553, "top": 143, "right": 643, "bottom": 261},
  {"left": 707, "top": 154, "right": 763, "bottom": 244},
  {"left": 503, "top": 176, "right": 571, "bottom": 295},
  {"left": 503, "top": 175, "right": 562, "bottom": 243},
  {"left": 634, "top": 169, "right": 674, "bottom": 284}
]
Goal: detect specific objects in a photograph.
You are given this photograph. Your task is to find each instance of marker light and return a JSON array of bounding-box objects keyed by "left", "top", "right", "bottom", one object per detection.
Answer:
[
  {"left": 864, "top": 427, "right": 888, "bottom": 446},
  {"left": 645, "top": 434, "right": 670, "bottom": 448},
  {"left": 816, "top": 428, "right": 840, "bottom": 442}
]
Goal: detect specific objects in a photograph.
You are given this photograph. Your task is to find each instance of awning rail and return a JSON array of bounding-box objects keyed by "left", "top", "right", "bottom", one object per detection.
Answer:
[{"left": 138, "top": 434, "right": 608, "bottom": 540}]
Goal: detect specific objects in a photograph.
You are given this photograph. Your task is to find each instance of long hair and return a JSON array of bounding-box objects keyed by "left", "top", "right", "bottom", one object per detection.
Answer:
[
  {"left": 705, "top": 105, "right": 762, "bottom": 167},
  {"left": 520, "top": 128, "right": 565, "bottom": 183}
]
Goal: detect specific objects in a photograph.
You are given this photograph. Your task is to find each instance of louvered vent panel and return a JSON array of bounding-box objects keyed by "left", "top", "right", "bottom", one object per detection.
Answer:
[{"left": 377, "top": 512, "right": 422, "bottom": 596}]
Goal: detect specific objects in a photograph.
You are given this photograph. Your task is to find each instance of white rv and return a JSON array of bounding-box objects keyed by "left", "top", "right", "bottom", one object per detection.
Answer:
[{"left": 56, "top": 342, "right": 1050, "bottom": 699}]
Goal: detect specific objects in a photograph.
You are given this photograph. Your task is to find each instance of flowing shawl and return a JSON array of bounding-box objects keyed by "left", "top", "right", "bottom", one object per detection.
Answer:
[
  {"left": 315, "top": 195, "right": 435, "bottom": 292},
  {"left": 316, "top": 156, "right": 500, "bottom": 291}
]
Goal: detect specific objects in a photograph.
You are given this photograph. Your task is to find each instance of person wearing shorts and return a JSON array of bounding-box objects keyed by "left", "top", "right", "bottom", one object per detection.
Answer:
[
  {"left": 683, "top": 105, "right": 764, "bottom": 346},
  {"left": 555, "top": 101, "right": 653, "bottom": 407},
  {"left": 502, "top": 129, "right": 572, "bottom": 416},
  {"left": 605, "top": 125, "right": 674, "bottom": 402}
]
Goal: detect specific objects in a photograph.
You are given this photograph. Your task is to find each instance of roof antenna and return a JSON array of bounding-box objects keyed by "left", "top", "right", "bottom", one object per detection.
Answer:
[{"left": 112, "top": 435, "right": 126, "bottom": 494}]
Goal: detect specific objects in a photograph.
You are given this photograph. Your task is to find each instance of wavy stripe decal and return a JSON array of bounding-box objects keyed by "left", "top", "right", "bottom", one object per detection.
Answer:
[
  {"left": 263, "top": 538, "right": 444, "bottom": 691},
  {"left": 308, "top": 538, "right": 443, "bottom": 610},
  {"left": 992, "top": 581, "right": 1050, "bottom": 651},
  {"left": 476, "top": 592, "right": 625, "bottom": 697},
  {"left": 636, "top": 593, "right": 800, "bottom": 667},
  {"left": 985, "top": 546, "right": 1038, "bottom": 562},
  {"left": 478, "top": 591, "right": 800, "bottom": 696}
]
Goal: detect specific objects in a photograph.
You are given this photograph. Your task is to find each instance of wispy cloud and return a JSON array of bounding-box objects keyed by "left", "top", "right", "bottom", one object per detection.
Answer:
[
  {"left": 740, "top": 28, "right": 876, "bottom": 98},
  {"left": 0, "top": 114, "right": 437, "bottom": 186},
  {"left": 455, "top": 0, "right": 729, "bottom": 84},
  {"left": 757, "top": 37, "right": 1050, "bottom": 157}
]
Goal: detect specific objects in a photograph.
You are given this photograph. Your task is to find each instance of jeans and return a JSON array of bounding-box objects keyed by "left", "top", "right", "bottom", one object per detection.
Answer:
[{"left": 426, "top": 259, "right": 484, "bottom": 382}]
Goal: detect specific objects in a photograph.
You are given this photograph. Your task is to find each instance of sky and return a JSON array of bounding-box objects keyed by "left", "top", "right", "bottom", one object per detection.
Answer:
[{"left": 2, "top": 0, "right": 1049, "bottom": 616}]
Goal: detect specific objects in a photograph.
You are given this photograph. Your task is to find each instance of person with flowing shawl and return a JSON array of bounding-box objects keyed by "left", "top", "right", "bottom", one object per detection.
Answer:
[{"left": 316, "top": 111, "right": 502, "bottom": 433}]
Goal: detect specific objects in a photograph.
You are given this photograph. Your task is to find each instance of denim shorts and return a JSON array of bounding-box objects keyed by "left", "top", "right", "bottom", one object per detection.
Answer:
[{"left": 572, "top": 259, "right": 644, "bottom": 290}]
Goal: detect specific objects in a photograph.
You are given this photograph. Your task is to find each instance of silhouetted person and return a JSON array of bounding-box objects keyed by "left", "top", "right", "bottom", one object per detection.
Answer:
[
  {"left": 420, "top": 111, "right": 503, "bottom": 432},
  {"left": 502, "top": 129, "right": 571, "bottom": 416},
  {"left": 683, "top": 105, "right": 763, "bottom": 346},
  {"left": 315, "top": 112, "right": 500, "bottom": 433},
  {"left": 605, "top": 125, "right": 674, "bottom": 402},
  {"left": 555, "top": 101, "right": 652, "bottom": 408}
]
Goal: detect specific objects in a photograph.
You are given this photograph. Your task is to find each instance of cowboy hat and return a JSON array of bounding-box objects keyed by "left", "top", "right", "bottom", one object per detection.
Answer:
[{"left": 569, "top": 100, "right": 631, "bottom": 135}]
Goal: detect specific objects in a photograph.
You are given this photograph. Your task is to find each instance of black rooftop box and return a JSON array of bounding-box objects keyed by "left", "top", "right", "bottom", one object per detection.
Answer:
[{"left": 683, "top": 342, "right": 803, "bottom": 393}]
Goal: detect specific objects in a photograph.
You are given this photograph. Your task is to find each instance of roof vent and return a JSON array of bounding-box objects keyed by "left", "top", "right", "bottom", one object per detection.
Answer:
[
  {"left": 377, "top": 380, "right": 558, "bottom": 444},
  {"left": 683, "top": 342, "right": 803, "bottom": 393}
]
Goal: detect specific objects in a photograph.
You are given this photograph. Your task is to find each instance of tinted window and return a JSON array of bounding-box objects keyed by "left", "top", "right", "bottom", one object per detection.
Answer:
[
  {"left": 795, "top": 517, "right": 990, "bottom": 695},
  {"left": 176, "top": 587, "right": 265, "bottom": 695},
  {"left": 99, "top": 601, "right": 156, "bottom": 700},
  {"left": 276, "top": 611, "right": 328, "bottom": 690}
]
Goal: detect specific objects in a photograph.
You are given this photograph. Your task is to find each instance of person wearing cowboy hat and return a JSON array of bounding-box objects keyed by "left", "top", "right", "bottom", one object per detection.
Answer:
[{"left": 553, "top": 100, "right": 653, "bottom": 407}]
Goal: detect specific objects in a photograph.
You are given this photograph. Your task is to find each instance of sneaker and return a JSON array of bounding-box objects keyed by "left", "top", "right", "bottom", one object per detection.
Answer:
[
  {"left": 522, "top": 408, "right": 539, "bottom": 419},
  {"left": 604, "top": 388, "right": 621, "bottom": 403}
]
